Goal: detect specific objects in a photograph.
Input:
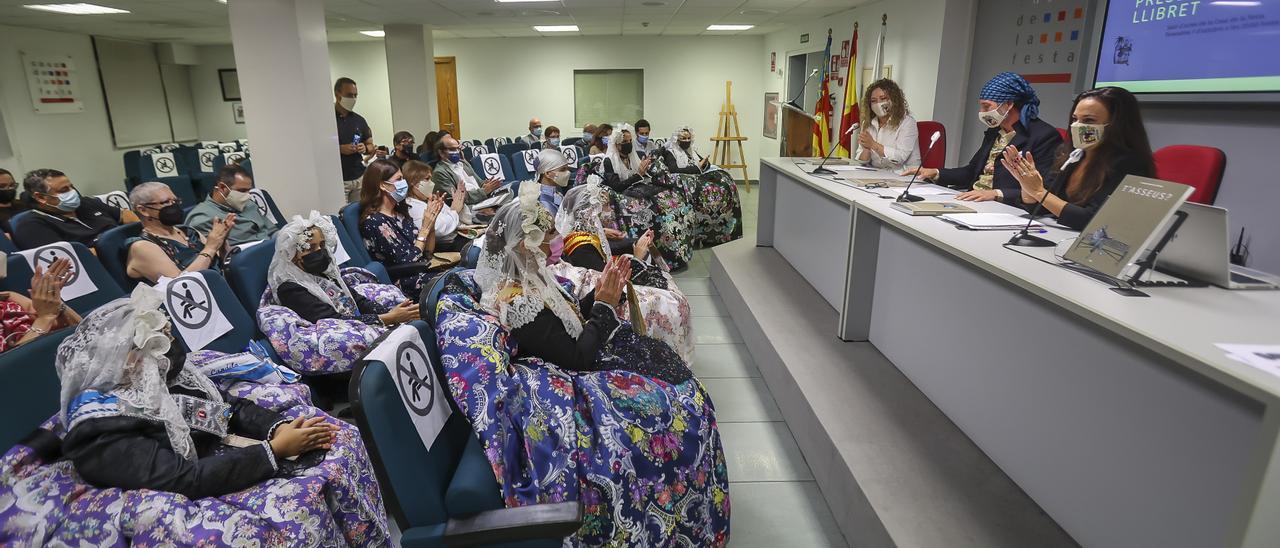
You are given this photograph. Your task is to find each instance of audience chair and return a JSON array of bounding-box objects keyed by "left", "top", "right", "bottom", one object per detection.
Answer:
[
  {"left": 1153, "top": 144, "right": 1226, "bottom": 204},
  {"left": 333, "top": 208, "right": 393, "bottom": 284},
  {"left": 94, "top": 222, "right": 144, "bottom": 291},
  {"left": 483, "top": 138, "right": 497, "bottom": 151},
  {"left": 510, "top": 151, "right": 540, "bottom": 181},
  {"left": 562, "top": 137, "right": 581, "bottom": 147},
  {"left": 350, "top": 320, "right": 582, "bottom": 548},
  {"left": 462, "top": 244, "right": 481, "bottom": 269},
  {"left": 122, "top": 150, "right": 144, "bottom": 188},
  {"left": 254, "top": 188, "right": 287, "bottom": 228},
  {"left": 0, "top": 232, "right": 17, "bottom": 253},
  {"left": 419, "top": 267, "right": 466, "bottom": 329},
  {"left": 496, "top": 142, "right": 528, "bottom": 157},
  {"left": 225, "top": 237, "right": 275, "bottom": 318},
  {"left": 0, "top": 328, "right": 75, "bottom": 451},
  {"left": 916, "top": 120, "right": 947, "bottom": 170},
  {"left": 469, "top": 154, "right": 516, "bottom": 184},
  {"left": 175, "top": 147, "right": 219, "bottom": 201},
  {"left": 1056, "top": 127, "right": 1069, "bottom": 143},
  {"left": 169, "top": 269, "right": 257, "bottom": 355},
  {"left": 0, "top": 242, "right": 124, "bottom": 315}
]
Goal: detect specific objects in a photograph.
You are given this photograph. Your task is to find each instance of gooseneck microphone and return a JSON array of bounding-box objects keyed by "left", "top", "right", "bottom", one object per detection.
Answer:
[
  {"left": 896, "top": 131, "right": 942, "bottom": 202},
  {"left": 787, "top": 68, "right": 821, "bottom": 108},
  {"left": 1007, "top": 148, "right": 1085, "bottom": 247},
  {"left": 810, "top": 123, "right": 858, "bottom": 176}
]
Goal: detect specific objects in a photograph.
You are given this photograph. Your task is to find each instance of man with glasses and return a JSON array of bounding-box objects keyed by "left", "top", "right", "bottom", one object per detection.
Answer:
[
  {"left": 185, "top": 164, "right": 278, "bottom": 246},
  {"left": 13, "top": 168, "right": 137, "bottom": 250},
  {"left": 431, "top": 135, "right": 503, "bottom": 206},
  {"left": 0, "top": 168, "right": 28, "bottom": 234},
  {"left": 387, "top": 130, "right": 418, "bottom": 169}
]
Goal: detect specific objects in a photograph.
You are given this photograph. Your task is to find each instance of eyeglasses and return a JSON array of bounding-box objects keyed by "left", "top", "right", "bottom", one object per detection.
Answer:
[{"left": 140, "top": 198, "right": 180, "bottom": 209}]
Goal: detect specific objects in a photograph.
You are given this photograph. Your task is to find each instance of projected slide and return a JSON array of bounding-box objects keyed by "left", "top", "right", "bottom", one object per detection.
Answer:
[{"left": 1095, "top": 0, "right": 1280, "bottom": 93}]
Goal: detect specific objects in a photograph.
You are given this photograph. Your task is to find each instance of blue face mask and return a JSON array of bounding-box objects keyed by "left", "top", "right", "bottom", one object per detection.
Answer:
[
  {"left": 448, "top": 151, "right": 462, "bottom": 163},
  {"left": 387, "top": 179, "right": 409, "bottom": 203},
  {"left": 601, "top": 136, "right": 610, "bottom": 145},
  {"left": 637, "top": 135, "right": 649, "bottom": 145},
  {"left": 54, "top": 189, "right": 81, "bottom": 212},
  {"left": 549, "top": 137, "right": 561, "bottom": 147},
  {"left": 583, "top": 132, "right": 593, "bottom": 141}
]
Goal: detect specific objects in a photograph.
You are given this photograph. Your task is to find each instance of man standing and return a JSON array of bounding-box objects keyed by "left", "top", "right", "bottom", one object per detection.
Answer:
[
  {"left": 519, "top": 118, "right": 543, "bottom": 147},
  {"left": 334, "top": 77, "right": 374, "bottom": 203},
  {"left": 185, "top": 164, "right": 279, "bottom": 246}
]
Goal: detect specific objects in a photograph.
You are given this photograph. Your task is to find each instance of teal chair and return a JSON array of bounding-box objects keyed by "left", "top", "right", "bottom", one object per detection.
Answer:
[
  {"left": 0, "top": 231, "right": 18, "bottom": 253},
  {"left": 226, "top": 237, "right": 275, "bottom": 318},
  {"left": 419, "top": 267, "right": 467, "bottom": 329},
  {"left": 94, "top": 222, "right": 143, "bottom": 291},
  {"left": 0, "top": 242, "right": 124, "bottom": 315},
  {"left": 349, "top": 321, "right": 581, "bottom": 547},
  {"left": 333, "top": 209, "right": 393, "bottom": 284},
  {"left": 168, "top": 270, "right": 257, "bottom": 355},
  {"left": 0, "top": 328, "right": 74, "bottom": 451}
]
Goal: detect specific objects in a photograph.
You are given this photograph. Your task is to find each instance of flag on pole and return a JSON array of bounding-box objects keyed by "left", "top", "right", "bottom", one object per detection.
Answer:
[
  {"left": 811, "top": 29, "right": 834, "bottom": 157},
  {"left": 835, "top": 23, "right": 860, "bottom": 158},
  {"left": 872, "top": 15, "right": 887, "bottom": 86}
]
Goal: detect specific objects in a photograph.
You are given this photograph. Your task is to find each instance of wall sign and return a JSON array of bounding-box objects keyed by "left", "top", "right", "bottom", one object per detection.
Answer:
[
  {"left": 232, "top": 102, "right": 245, "bottom": 124},
  {"left": 22, "top": 52, "right": 83, "bottom": 114},
  {"left": 800, "top": 33, "right": 810, "bottom": 44}
]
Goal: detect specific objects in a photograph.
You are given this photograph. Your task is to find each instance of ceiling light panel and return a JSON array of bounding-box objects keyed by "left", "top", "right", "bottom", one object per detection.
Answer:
[
  {"left": 706, "top": 24, "right": 754, "bottom": 31},
  {"left": 533, "top": 25, "right": 578, "bottom": 31},
  {"left": 23, "top": 3, "right": 129, "bottom": 15}
]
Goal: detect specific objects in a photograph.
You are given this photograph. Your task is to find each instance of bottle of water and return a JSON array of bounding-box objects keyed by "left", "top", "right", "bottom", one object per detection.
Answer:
[{"left": 353, "top": 131, "right": 363, "bottom": 154}]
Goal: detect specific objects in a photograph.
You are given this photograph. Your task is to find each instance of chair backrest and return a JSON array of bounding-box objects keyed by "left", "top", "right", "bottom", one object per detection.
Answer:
[
  {"left": 349, "top": 321, "right": 474, "bottom": 531},
  {"left": 916, "top": 120, "right": 947, "bottom": 169},
  {"left": 0, "top": 328, "right": 75, "bottom": 451},
  {"left": 0, "top": 231, "right": 17, "bottom": 253},
  {"left": 470, "top": 153, "right": 514, "bottom": 183},
  {"left": 250, "top": 188, "right": 287, "bottom": 228},
  {"left": 462, "top": 243, "right": 481, "bottom": 269},
  {"left": 169, "top": 270, "right": 255, "bottom": 354},
  {"left": 94, "top": 222, "right": 143, "bottom": 291},
  {"left": 1153, "top": 144, "right": 1226, "bottom": 205},
  {"left": 496, "top": 141, "right": 528, "bottom": 156},
  {"left": 1056, "top": 127, "right": 1069, "bottom": 143},
  {"left": 226, "top": 237, "right": 275, "bottom": 317},
  {"left": 511, "top": 149, "right": 541, "bottom": 181},
  {"left": 122, "top": 150, "right": 143, "bottom": 187},
  {"left": 1, "top": 242, "right": 125, "bottom": 316},
  {"left": 420, "top": 267, "right": 466, "bottom": 328},
  {"left": 334, "top": 207, "right": 374, "bottom": 266},
  {"left": 562, "top": 136, "right": 581, "bottom": 147},
  {"left": 483, "top": 138, "right": 496, "bottom": 151}
]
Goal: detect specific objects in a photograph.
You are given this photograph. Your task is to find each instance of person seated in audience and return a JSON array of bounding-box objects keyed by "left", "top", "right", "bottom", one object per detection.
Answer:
[
  {"left": 657, "top": 125, "right": 744, "bottom": 246},
  {"left": 519, "top": 117, "right": 543, "bottom": 147},
  {"left": 185, "top": 165, "right": 278, "bottom": 246},
  {"left": 419, "top": 130, "right": 439, "bottom": 159},
  {"left": 534, "top": 148, "right": 572, "bottom": 217},
  {"left": 596, "top": 123, "right": 696, "bottom": 270},
  {"left": 634, "top": 118, "right": 657, "bottom": 157},
  {"left": 430, "top": 135, "right": 503, "bottom": 205},
  {"left": 387, "top": 130, "right": 416, "bottom": 169},
  {"left": 358, "top": 159, "right": 445, "bottom": 299},
  {"left": 126, "top": 182, "right": 235, "bottom": 284},
  {"left": 902, "top": 71, "right": 1062, "bottom": 203},
  {"left": 402, "top": 160, "right": 470, "bottom": 252},
  {"left": 580, "top": 123, "right": 597, "bottom": 147},
  {"left": 0, "top": 285, "right": 391, "bottom": 545},
  {"left": 1000, "top": 86, "right": 1155, "bottom": 230},
  {"left": 588, "top": 123, "right": 613, "bottom": 155},
  {"left": 542, "top": 125, "right": 561, "bottom": 149},
  {"left": 14, "top": 169, "right": 138, "bottom": 250},
  {"left": 854, "top": 78, "right": 921, "bottom": 170},
  {"left": 0, "top": 257, "right": 81, "bottom": 352},
  {"left": 0, "top": 168, "right": 28, "bottom": 234},
  {"left": 436, "top": 191, "right": 727, "bottom": 544}
]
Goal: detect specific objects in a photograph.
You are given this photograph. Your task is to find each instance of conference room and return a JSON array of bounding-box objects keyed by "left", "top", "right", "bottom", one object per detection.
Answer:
[{"left": 1, "top": 0, "right": 1278, "bottom": 546}]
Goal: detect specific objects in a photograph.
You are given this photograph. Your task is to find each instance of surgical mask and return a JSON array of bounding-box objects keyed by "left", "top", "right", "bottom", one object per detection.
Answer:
[
  {"left": 53, "top": 189, "right": 80, "bottom": 212},
  {"left": 157, "top": 203, "right": 185, "bottom": 226},
  {"left": 978, "top": 104, "right": 1009, "bottom": 128},
  {"left": 583, "top": 132, "right": 593, "bottom": 141},
  {"left": 338, "top": 96, "right": 357, "bottom": 111},
  {"left": 551, "top": 170, "right": 570, "bottom": 187},
  {"left": 872, "top": 101, "right": 892, "bottom": 118},
  {"left": 448, "top": 151, "right": 462, "bottom": 163},
  {"left": 678, "top": 140, "right": 692, "bottom": 150},
  {"left": 417, "top": 180, "right": 431, "bottom": 195},
  {"left": 620, "top": 142, "right": 633, "bottom": 155},
  {"left": 0, "top": 188, "right": 15, "bottom": 204},
  {"left": 637, "top": 135, "right": 649, "bottom": 145},
  {"left": 223, "top": 187, "right": 252, "bottom": 212},
  {"left": 549, "top": 137, "right": 561, "bottom": 147},
  {"left": 601, "top": 136, "right": 610, "bottom": 146},
  {"left": 300, "top": 250, "right": 332, "bottom": 275},
  {"left": 387, "top": 179, "right": 409, "bottom": 202},
  {"left": 1070, "top": 122, "right": 1106, "bottom": 150},
  {"left": 532, "top": 127, "right": 543, "bottom": 137}
]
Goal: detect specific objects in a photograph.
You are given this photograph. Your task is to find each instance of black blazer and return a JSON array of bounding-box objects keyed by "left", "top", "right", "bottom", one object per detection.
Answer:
[
  {"left": 1023, "top": 149, "right": 1152, "bottom": 231},
  {"left": 937, "top": 117, "right": 1063, "bottom": 205}
]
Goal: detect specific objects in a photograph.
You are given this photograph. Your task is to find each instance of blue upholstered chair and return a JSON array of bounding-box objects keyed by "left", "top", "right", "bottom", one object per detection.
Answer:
[
  {"left": 0, "top": 328, "right": 75, "bottom": 451},
  {"left": 0, "top": 242, "right": 124, "bottom": 316}
]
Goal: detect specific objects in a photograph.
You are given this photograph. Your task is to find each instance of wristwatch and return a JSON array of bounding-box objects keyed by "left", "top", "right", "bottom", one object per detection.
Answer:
[{"left": 415, "top": 235, "right": 430, "bottom": 244}]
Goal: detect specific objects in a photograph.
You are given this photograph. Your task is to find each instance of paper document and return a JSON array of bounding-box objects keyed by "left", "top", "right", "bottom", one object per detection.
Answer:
[
  {"left": 1216, "top": 344, "right": 1280, "bottom": 377},
  {"left": 940, "top": 213, "right": 1041, "bottom": 230},
  {"left": 906, "top": 186, "right": 958, "bottom": 197}
]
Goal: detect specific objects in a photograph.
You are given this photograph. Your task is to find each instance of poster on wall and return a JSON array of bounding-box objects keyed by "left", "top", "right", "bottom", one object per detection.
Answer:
[
  {"left": 232, "top": 102, "right": 245, "bottom": 124},
  {"left": 21, "top": 52, "right": 83, "bottom": 114},
  {"left": 771, "top": 52, "right": 776, "bottom": 72},
  {"left": 763, "top": 92, "right": 779, "bottom": 140}
]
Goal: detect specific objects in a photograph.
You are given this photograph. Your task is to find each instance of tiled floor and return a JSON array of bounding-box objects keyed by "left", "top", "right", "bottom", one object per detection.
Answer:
[{"left": 675, "top": 185, "right": 847, "bottom": 547}]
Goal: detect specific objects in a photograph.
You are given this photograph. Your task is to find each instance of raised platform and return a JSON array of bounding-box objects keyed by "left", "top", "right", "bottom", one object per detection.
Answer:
[{"left": 709, "top": 237, "right": 1075, "bottom": 547}]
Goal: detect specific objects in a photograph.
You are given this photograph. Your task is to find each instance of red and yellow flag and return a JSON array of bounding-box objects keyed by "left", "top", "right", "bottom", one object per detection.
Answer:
[{"left": 835, "top": 24, "right": 860, "bottom": 158}]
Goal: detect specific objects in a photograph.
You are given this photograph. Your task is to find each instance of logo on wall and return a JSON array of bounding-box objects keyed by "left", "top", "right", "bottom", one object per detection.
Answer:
[
  {"left": 165, "top": 275, "right": 214, "bottom": 330},
  {"left": 394, "top": 340, "right": 436, "bottom": 417},
  {"left": 1113, "top": 36, "right": 1133, "bottom": 65}
]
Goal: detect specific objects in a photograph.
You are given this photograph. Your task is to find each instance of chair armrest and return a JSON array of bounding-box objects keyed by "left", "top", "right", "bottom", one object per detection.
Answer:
[
  {"left": 385, "top": 262, "right": 429, "bottom": 279},
  {"left": 441, "top": 501, "right": 582, "bottom": 547}
]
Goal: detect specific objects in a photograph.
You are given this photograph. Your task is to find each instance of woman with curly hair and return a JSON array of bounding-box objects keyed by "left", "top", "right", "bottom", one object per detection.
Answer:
[{"left": 854, "top": 78, "right": 921, "bottom": 170}]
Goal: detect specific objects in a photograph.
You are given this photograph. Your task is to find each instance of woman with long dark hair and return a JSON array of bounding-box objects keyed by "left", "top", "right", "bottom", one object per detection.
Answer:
[
  {"left": 357, "top": 159, "right": 444, "bottom": 299},
  {"left": 1001, "top": 86, "right": 1155, "bottom": 230},
  {"left": 588, "top": 123, "right": 614, "bottom": 155}
]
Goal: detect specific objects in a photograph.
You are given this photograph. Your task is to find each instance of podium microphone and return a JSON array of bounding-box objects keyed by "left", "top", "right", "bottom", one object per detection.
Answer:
[
  {"left": 896, "top": 131, "right": 942, "bottom": 202},
  {"left": 787, "top": 69, "right": 821, "bottom": 108},
  {"left": 1007, "top": 148, "right": 1085, "bottom": 247},
  {"left": 810, "top": 123, "right": 858, "bottom": 176}
]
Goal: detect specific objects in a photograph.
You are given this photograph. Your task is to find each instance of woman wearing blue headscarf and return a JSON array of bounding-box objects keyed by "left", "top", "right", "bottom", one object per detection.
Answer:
[{"left": 902, "top": 72, "right": 1063, "bottom": 203}]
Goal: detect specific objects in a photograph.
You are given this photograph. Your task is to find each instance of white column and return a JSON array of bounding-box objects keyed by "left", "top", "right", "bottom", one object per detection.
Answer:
[
  {"left": 383, "top": 24, "right": 438, "bottom": 136},
  {"left": 228, "top": 0, "right": 343, "bottom": 217}
]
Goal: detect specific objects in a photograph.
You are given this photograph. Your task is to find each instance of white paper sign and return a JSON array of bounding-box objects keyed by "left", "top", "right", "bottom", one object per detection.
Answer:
[
  {"left": 218, "top": 142, "right": 239, "bottom": 153},
  {"left": 161, "top": 143, "right": 179, "bottom": 152},
  {"left": 18, "top": 242, "right": 97, "bottom": 301},
  {"left": 224, "top": 152, "right": 246, "bottom": 166},
  {"left": 520, "top": 149, "right": 539, "bottom": 173},
  {"left": 158, "top": 273, "right": 233, "bottom": 351},
  {"left": 150, "top": 152, "right": 179, "bottom": 178},
  {"left": 364, "top": 324, "right": 451, "bottom": 450},
  {"left": 560, "top": 145, "right": 580, "bottom": 167},
  {"left": 478, "top": 153, "right": 504, "bottom": 181},
  {"left": 332, "top": 232, "right": 353, "bottom": 266},
  {"left": 247, "top": 189, "right": 283, "bottom": 225},
  {"left": 199, "top": 141, "right": 218, "bottom": 149},
  {"left": 95, "top": 190, "right": 130, "bottom": 211},
  {"left": 236, "top": 139, "right": 249, "bottom": 148},
  {"left": 197, "top": 149, "right": 218, "bottom": 173}
]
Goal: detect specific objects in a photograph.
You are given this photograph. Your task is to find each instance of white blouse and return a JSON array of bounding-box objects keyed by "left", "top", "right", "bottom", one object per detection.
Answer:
[{"left": 855, "top": 113, "right": 921, "bottom": 170}]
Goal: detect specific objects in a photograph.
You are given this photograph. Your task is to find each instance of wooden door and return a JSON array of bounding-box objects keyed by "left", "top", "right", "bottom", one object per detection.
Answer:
[{"left": 434, "top": 56, "right": 460, "bottom": 138}]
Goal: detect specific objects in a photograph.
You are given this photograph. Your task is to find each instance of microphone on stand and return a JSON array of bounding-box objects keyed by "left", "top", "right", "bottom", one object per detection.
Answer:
[
  {"left": 896, "top": 131, "right": 942, "bottom": 202},
  {"left": 787, "top": 69, "right": 821, "bottom": 109},
  {"left": 1007, "top": 148, "right": 1085, "bottom": 247},
  {"left": 810, "top": 123, "right": 858, "bottom": 176}
]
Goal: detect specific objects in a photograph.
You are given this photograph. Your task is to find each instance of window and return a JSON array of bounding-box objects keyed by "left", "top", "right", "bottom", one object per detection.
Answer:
[{"left": 573, "top": 69, "right": 643, "bottom": 128}]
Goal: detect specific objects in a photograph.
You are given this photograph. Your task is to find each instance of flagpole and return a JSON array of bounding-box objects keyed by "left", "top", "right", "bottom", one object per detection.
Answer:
[{"left": 873, "top": 14, "right": 886, "bottom": 80}]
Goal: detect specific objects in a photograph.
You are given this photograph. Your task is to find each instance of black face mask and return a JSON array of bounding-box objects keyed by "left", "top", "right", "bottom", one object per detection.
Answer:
[
  {"left": 0, "top": 189, "right": 15, "bottom": 204},
  {"left": 401, "top": 142, "right": 415, "bottom": 155},
  {"left": 157, "top": 203, "right": 184, "bottom": 226},
  {"left": 300, "top": 250, "right": 332, "bottom": 275},
  {"left": 678, "top": 140, "right": 692, "bottom": 149},
  {"left": 165, "top": 339, "right": 187, "bottom": 382},
  {"left": 620, "top": 143, "right": 634, "bottom": 155}
]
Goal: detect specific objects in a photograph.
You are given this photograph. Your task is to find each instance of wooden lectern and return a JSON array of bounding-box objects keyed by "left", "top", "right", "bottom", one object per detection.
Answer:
[{"left": 778, "top": 101, "right": 816, "bottom": 157}]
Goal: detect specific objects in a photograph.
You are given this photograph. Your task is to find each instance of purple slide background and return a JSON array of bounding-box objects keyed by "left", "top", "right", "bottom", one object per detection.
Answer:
[{"left": 1095, "top": 2, "right": 1280, "bottom": 82}]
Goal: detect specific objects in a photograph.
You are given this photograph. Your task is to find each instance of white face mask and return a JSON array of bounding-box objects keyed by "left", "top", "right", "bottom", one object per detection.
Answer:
[
  {"left": 338, "top": 96, "right": 357, "bottom": 111},
  {"left": 978, "top": 103, "right": 1009, "bottom": 128},
  {"left": 1070, "top": 122, "right": 1106, "bottom": 150},
  {"left": 224, "top": 188, "right": 252, "bottom": 212},
  {"left": 871, "top": 101, "right": 891, "bottom": 118},
  {"left": 551, "top": 170, "right": 570, "bottom": 187}
]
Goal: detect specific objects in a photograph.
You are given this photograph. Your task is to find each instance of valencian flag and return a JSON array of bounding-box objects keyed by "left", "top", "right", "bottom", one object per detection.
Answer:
[
  {"left": 811, "top": 29, "right": 834, "bottom": 157},
  {"left": 835, "top": 23, "right": 860, "bottom": 158}
]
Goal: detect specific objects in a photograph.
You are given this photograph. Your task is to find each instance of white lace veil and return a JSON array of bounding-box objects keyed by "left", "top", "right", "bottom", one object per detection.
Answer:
[
  {"left": 604, "top": 122, "right": 643, "bottom": 179},
  {"left": 554, "top": 178, "right": 611, "bottom": 262},
  {"left": 665, "top": 125, "right": 702, "bottom": 168},
  {"left": 267, "top": 211, "right": 357, "bottom": 314},
  {"left": 476, "top": 183, "right": 584, "bottom": 337},
  {"left": 56, "top": 285, "right": 222, "bottom": 461}
]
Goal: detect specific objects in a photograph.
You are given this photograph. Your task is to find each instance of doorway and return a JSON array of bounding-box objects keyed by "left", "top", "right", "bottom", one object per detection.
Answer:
[
  {"left": 434, "top": 56, "right": 460, "bottom": 138},
  {"left": 786, "top": 51, "right": 825, "bottom": 112}
]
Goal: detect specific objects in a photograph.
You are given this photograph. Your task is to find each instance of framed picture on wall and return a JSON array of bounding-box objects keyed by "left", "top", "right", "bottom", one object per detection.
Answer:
[
  {"left": 763, "top": 92, "right": 779, "bottom": 140},
  {"left": 232, "top": 102, "right": 245, "bottom": 124},
  {"left": 219, "top": 69, "right": 241, "bottom": 101}
]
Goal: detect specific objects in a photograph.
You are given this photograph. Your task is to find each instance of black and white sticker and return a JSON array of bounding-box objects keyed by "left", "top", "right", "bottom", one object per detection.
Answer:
[
  {"left": 218, "top": 142, "right": 238, "bottom": 153},
  {"left": 200, "top": 141, "right": 219, "bottom": 149},
  {"left": 364, "top": 325, "right": 451, "bottom": 449},
  {"left": 247, "top": 189, "right": 284, "bottom": 224},
  {"left": 520, "top": 149, "right": 539, "bottom": 172},
  {"left": 198, "top": 149, "right": 218, "bottom": 173},
  {"left": 479, "top": 153, "right": 503, "bottom": 180},
  {"left": 161, "top": 143, "right": 180, "bottom": 152},
  {"left": 560, "top": 145, "right": 580, "bottom": 167},
  {"left": 18, "top": 242, "right": 97, "bottom": 301},
  {"left": 151, "top": 152, "right": 178, "bottom": 177},
  {"left": 95, "top": 190, "right": 130, "bottom": 211},
  {"left": 158, "top": 273, "right": 233, "bottom": 351},
  {"left": 224, "top": 152, "right": 246, "bottom": 166}
]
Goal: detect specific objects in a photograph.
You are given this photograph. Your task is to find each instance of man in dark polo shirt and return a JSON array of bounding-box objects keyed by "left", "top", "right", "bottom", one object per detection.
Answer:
[
  {"left": 335, "top": 77, "right": 374, "bottom": 203},
  {"left": 14, "top": 168, "right": 135, "bottom": 250}
]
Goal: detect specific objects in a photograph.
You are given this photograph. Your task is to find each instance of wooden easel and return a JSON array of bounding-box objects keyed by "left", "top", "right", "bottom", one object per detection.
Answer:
[{"left": 710, "top": 80, "right": 751, "bottom": 191}]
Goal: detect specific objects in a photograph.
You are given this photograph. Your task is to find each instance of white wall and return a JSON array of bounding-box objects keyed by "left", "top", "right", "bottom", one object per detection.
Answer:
[
  {"left": 0, "top": 24, "right": 125, "bottom": 195},
  {"left": 190, "top": 45, "right": 246, "bottom": 142}
]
